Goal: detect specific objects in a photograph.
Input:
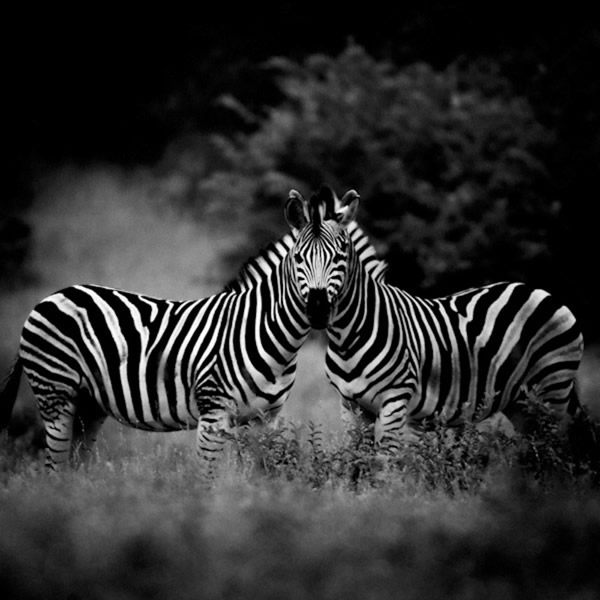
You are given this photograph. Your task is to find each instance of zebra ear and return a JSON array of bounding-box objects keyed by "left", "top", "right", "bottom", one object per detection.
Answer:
[
  {"left": 285, "top": 190, "right": 309, "bottom": 232},
  {"left": 336, "top": 190, "right": 360, "bottom": 228}
]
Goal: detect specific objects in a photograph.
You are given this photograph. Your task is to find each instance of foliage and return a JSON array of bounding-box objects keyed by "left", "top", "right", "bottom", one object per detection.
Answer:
[
  {"left": 2, "top": 385, "right": 600, "bottom": 599},
  {"left": 514, "top": 393, "right": 600, "bottom": 486},
  {"left": 224, "top": 402, "right": 600, "bottom": 494},
  {"left": 2, "top": 422, "right": 600, "bottom": 600},
  {"left": 196, "top": 43, "right": 556, "bottom": 293},
  {"left": 227, "top": 420, "right": 382, "bottom": 489},
  {"left": 396, "top": 419, "right": 513, "bottom": 494},
  {"left": 5, "top": 391, "right": 599, "bottom": 493}
]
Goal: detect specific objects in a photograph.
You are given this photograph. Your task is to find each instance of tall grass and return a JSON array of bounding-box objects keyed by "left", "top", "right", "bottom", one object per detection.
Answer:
[{"left": 2, "top": 417, "right": 600, "bottom": 600}]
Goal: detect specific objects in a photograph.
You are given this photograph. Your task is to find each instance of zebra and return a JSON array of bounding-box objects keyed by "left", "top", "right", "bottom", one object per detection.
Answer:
[
  {"left": 0, "top": 189, "right": 361, "bottom": 470},
  {"left": 289, "top": 188, "right": 585, "bottom": 452}
]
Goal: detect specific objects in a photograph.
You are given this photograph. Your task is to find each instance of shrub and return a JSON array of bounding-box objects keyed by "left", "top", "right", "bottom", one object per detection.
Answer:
[
  {"left": 396, "top": 418, "right": 514, "bottom": 494},
  {"left": 514, "top": 393, "right": 600, "bottom": 487},
  {"left": 227, "top": 399, "right": 600, "bottom": 493},
  {"left": 227, "top": 419, "right": 384, "bottom": 489}
]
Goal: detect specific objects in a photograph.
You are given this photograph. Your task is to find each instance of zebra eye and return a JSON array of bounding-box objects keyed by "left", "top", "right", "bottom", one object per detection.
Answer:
[{"left": 294, "top": 254, "right": 304, "bottom": 264}]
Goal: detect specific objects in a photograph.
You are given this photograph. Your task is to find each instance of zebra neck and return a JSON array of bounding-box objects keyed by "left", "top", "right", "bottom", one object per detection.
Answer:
[
  {"left": 328, "top": 256, "right": 379, "bottom": 342},
  {"left": 253, "top": 264, "right": 312, "bottom": 359}
]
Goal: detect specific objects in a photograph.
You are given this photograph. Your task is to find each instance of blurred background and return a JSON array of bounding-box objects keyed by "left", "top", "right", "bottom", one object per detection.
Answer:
[{"left": 2, "top": 2, "right": 599, "bottom": 448}]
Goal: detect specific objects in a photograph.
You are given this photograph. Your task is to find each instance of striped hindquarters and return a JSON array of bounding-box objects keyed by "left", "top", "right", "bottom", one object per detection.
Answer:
[
  {"left": 19, "top": 285, "right": 231, "bottom": 430},
  {"left": 409, "top": 281, "right": 583, "bottom": 422}
]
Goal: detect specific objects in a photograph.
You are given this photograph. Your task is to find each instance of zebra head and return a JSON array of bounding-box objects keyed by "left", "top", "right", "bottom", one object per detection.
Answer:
[{"left": 284, "top": 185, "right": 359, "bottom": 329}]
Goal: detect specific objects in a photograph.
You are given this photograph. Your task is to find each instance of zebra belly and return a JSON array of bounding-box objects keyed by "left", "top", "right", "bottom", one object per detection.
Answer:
[
  {"left": 108, "top": 414, "right": 198, "bottom": 432},
  {"left": 233, "top": 394, "right": 287, "bottom": 424},
  {"left": 326, "top": 367, "right": 392, "bottom": 414},
  {"left": 409, "top": 370, "right": 499, "bottom": 424},
  {"left": 328, "top": 353, "right": 515, "bottom": 424},
  {"left": 82, "top": 375, "right": 200, "bottom": 431}
]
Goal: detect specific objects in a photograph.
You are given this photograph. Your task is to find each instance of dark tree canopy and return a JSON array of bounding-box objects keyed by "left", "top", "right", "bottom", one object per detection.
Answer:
[{"left": 3, "top": 3, "right": 600, "bottom": 336}]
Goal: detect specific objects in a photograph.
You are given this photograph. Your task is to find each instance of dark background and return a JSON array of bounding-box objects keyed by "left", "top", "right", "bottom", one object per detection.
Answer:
[{"left": 4, "top": 2, "right": 600, "bottom": 337}]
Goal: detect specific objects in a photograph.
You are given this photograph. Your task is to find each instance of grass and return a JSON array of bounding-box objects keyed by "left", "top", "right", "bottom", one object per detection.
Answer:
[{"left": 2, "top": 418, "right": 600, "bottom": 600}]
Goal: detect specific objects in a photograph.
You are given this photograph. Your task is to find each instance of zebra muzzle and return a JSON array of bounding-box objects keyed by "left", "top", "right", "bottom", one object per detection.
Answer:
[{"left": 306, "top": 288, "right": 330, "bottom": 330}]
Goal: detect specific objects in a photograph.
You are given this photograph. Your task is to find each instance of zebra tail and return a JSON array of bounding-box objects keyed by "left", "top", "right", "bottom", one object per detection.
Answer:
[{"left": 0, "top": 356, "right": 23, "bottom": 430}]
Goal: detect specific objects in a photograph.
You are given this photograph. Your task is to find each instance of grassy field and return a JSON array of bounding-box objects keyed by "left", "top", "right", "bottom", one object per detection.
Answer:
[
  {"left": 2, "top": 166, "right": 600, "bottom": 599},
  {"left": 2, "top": 424, "right": 600, "bottom": 600}
]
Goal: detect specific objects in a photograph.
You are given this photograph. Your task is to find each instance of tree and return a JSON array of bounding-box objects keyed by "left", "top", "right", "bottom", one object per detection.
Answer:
[{"left": 198, "top": 44, "right": 556, "bottom": 295}]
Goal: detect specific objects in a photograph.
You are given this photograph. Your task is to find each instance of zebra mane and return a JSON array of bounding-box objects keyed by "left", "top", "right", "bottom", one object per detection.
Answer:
[
  {"left": 309, "top": 185, "right": 337, "bottom": 235},
  {"left": 347, "top": 222, "right": 388, "bottom": 283},
  {"left": 308, "top": 194, "right": 323, "bottom": 236},
  {"left": 223, "top": 220, "right": 387, "bottom": 294},
  {"left": 223, "top": 235, "right": 295, "bottom": 294}
]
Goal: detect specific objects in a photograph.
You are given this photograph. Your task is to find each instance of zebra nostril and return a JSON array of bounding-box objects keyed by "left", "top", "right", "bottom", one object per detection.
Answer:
[{"left": 306, "top": 289, "right": 330, "bottom": 329}]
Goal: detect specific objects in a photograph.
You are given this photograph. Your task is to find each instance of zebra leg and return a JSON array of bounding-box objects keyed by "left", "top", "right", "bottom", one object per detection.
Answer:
[
  {"left": 195, "top": 409, "right": 234, "bottom": 478},
  {"left": 35, "top": 390, "right": 78, "bottom": 471},
  {"left": 374, "top": 398, "right": 409, "bottom": 453},
  {"left": 194, "top": 382, "right": 236, "bottom": 477},
  {"left": 196, "top": 410, "right": 233, "bottom": 454},
  {"left": 71, "top": 393, "right": 108, "bottom": 467}
]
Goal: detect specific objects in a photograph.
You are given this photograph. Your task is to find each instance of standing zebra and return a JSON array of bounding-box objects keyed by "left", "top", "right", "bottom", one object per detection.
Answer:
[
  {"left": 0, "top": 189, "right": 359, "bottom": 470},
  {"left": 288, "top": 188, "right": 584, "bottom": 452}
]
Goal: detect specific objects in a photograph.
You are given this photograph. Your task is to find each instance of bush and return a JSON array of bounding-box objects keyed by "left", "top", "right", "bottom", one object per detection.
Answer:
[
  {"left": 514, "top": 394, "right": 600, "bottom": 487},
  {"left": 227, "top": 420, "right": 383, "bottom": 489},
  {"left": 396, "top": 418, "right": 514, "bottom": 494},
  {"left": 192, "top": 43, "right": 556, "bottom": 292},
  {"left": 226, "top": 400, "right": 600, "bottom": 493}
]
